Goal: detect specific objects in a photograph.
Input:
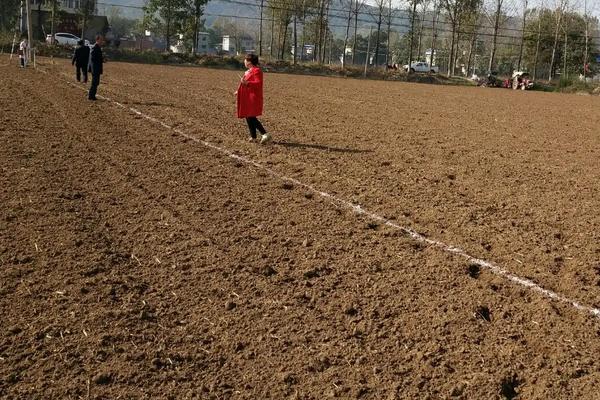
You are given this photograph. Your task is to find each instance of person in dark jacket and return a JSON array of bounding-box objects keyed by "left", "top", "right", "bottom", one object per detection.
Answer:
[
  {"left": 88, "top": 35, "right": 104, "bottom": 101},
  {"left": 72, "top": 40, "right": 90, "bottom": 83}
]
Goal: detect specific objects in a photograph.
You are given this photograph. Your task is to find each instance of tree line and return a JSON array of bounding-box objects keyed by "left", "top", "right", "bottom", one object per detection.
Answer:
[{"left": 1, "top": 0, "right": 596, "bottom": 79}]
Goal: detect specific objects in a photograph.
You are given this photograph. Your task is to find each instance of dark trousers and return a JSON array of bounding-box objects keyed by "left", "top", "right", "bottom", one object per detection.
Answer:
[
  {"left": 88, "top": 73, "right": 100, "bottom": 99},
  {"left": 76, "top": 65, "right": 88, "bottom": 82},
  {"left": 246, "top": 117, "right": 266, "bottom": 139}
]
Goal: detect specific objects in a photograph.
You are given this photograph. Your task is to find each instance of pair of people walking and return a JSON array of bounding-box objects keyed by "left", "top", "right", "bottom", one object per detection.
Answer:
[{"left": 72, "top": 35, "right": 104, "bottom": 100}]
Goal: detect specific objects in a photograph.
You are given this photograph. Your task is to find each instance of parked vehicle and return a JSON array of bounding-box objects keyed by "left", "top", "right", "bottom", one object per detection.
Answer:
[
  {"left": 403, "top": 62, "right": 439, "bottom": 73},
  {"left": 511, "top": 71, "right": 534, "bottom": 90},
  {"left": 46, "top": 33, "right": 90, "bottom": 47}
]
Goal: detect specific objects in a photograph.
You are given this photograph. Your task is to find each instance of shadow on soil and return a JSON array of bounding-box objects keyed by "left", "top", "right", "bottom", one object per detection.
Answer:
[{"left": 274, "top": 140, "right": 372, "bottom": 154}]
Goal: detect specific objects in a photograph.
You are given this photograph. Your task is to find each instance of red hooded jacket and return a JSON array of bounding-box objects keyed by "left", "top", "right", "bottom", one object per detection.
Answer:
[{"left": 237, "top": 66, "right": 264, "bottom": 118}]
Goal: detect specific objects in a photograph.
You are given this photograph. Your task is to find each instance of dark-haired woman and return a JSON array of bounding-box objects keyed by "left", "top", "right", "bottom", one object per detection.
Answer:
[{"left": 236, "top": 54, "right": 272, "bottom": 144}]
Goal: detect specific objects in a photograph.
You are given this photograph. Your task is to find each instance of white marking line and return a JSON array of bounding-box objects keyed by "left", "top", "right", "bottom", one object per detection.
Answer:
[{"left": 38, "top": 65, "right": 600, "bottom": 320}]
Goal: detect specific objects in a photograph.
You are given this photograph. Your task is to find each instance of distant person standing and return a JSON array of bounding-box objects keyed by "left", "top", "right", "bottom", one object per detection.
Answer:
[
  {"left": 18, "top": 38, "right": 28, "bottom": 68},
  {"left": 236, "top": 53, "right": 271, "bottom": 144},
  {"left": 72, "top": 40, "right": 90, "bottom": 83},
  {"left": 88, "top": 35, "right": 104, "bottom": 101}
]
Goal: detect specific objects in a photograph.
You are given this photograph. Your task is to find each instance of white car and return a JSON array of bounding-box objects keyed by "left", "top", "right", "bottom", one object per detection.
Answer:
[
  {"left": 46, "top": 32, "right": 90, "bottom": 47},
  {"left": 403, "top": 62, "right": 439, "bottom": 74}
]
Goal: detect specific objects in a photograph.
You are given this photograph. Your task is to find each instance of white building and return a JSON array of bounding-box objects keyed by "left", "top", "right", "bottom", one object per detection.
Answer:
[
  {"left": 196, "top": 32, "right": 210, "bottom": 54},
  {"left": 222, "top": 35, "right": 255, "bottom": 55},
  {"left": 425, "top": 49, "right": 438, "bottom": 66},
  {"left": 30, "top": 0, "right": 98, "bottom": 14}
]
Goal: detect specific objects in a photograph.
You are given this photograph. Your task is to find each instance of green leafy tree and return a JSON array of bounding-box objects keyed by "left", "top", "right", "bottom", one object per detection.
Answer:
[
  {"left": 0, "top": 0, "right": 20, "bottom": 33},
  {"left": 144, "top": 0, "right": 187, "bottom": 51},
  {"left": 108, "top": 7, "right": 137, "bottom": 38},
  {"left": 77, "top": 0, "right": 97, "bottom": 39},
  {"left": 182, "top": 0, "right": 208, "bottom": 53}
]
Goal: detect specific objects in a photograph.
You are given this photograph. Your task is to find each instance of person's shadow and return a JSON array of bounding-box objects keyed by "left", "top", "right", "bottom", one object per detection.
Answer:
[{"left": 274, "top": 140, "right": 372, "bottom": 154}]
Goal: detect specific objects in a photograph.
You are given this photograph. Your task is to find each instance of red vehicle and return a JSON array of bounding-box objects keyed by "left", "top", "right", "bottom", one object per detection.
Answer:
[{"left": 511, "top": 71, "right": 534, "bottom": 90}]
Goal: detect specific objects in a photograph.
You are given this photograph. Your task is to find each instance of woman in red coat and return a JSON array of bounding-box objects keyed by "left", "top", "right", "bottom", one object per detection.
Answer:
[{"left": 236, "top": 54, "right": 272, "bottom": 144}]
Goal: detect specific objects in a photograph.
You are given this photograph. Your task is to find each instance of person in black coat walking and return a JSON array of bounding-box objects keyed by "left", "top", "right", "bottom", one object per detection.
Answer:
[
  {"left": 88, "top": 35, "right": 104, "bottom": 101},
  {"left": 72, "top": 40, "right": 90, "bottom": 83}
]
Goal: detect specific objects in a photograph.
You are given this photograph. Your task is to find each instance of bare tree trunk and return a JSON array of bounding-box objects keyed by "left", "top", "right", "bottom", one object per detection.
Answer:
[
  {"left": 352, "top": 1, "right": 359, "bottom": 64},
  {"left": 364, "top": 25, "right": 372, "bottom": 77},
  {"left": 342, "top": 0, "right": 353, "bottom": 69},
  {"left": 277, "top": 21, "right": 283, "bottom": 59},
  {"left": 321, "top": 1, "right": 330, "bottom": 62},
  {"left": 447, "top": 26, "right": 455, "bottom": 77},
  {"left": 165, "top": 0, "right": 173, "bottom": 51},
  {"left": 50, "top": 0, "right": 57, "bottom": 44},
  {"left": 430, "top": 2, "right": 438, "bottom": 67},
  {"left": 416, "top": 1, "right": 428, "bottom": 61},
  {"left": 517, "top": 0, "right": 528, "bottom": 70},
  {"left": 584, "top": 0, "right": 589, "bottom": 80},
  {"left": 408, "top": 0, "right": 417, "bottom": 71},
  {"left": 328, "top": 32, "right": 333, "bottom": 64},
  {"left": 548, "top": 6, "right": 564, "bottom": 81},
  {"left": 316, "top": 0, "right": 326, "bottom": 62},
  {"left": 453, "top": 21, "right": 461, "bottom": 75},
  {"left": 386, "top": 0, "right": 392, "bottom": 65},
  {"left": 270, "top": 9, "right": 275, "bottom": 58},
  {"left": 563, "top": 28, "right": 567, "bottom": 79},
  {"left": 281, "top": 20, "right": 289, "bottom": 60},
  {"left": 293, "top": 14, "right": 297, "bottom": 64},
  {"left": 533, "top": 8, "right": 542, "bottom": 80},
  {"left": 373, "top": 3, "right": 383, "bottom": 67},
  {"left": 488, "top": 0, "right": 503, "bottom": 74},
  {"left": 466, "top": 30, "right": 476, "bottom": 76},
  {"left": 301, "top": 9, "right": 306, "bottom": 61}
]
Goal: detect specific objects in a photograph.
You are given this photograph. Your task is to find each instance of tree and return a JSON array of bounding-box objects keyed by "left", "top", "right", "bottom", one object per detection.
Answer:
[
  {"left": 144, "top": 0, "right": 187, "bottom": 51},
  {"left": 341, "top": 0, "right": 353, "bottom": 69},
  {"left": 351, "top": 0, "right": 365, "bottom": 64},
  {"left": 0, "top": 0, "right": 20, "bottom": 33},
  {"left": 77, "top": 0, "right": 96, "bottom": 39},
  {"left": 416, "top": 0, "right": 431, "bottom": 61},
  {"left": 407, "top": 0, "right": 421, "bottom": 73},
  {"left": 517, "top": 0, "right": 529, "bottom": 70},
  {"left": 524, "top": 6, "right": 591, "bottom": 80},
  {"left": 548, "top": 0, "right": 569, "bottom": 80},
  {"left": 372, "top": 0, "right": 386, "bottom": 67},
  {"left": 484, "top": 0, "right": 509, "bottom": 73},
  {"left": 441, "top": 0, "right": 464, "bottom": 76},
  {"left": 49, "top": 0, "right": 60, "bottom": 45},
  {"left": 108, "top": 7, "right": 137, "bottom": 39},
  {"left": 183, "top": 0, "right": 208, "bottom": 54}
]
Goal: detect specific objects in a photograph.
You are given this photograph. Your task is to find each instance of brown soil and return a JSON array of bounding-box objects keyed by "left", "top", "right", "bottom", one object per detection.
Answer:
[{"left": 1, "top": 56, "right": 600, "bottom": 400}]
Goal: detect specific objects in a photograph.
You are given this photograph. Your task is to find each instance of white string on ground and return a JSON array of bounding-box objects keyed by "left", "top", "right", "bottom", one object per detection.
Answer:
[{"left": 35, "top": 64, "right": 600, "bottom": 321}]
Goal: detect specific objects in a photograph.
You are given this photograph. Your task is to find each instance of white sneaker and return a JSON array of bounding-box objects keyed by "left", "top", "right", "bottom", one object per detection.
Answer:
[
  {"left": 260, "top": 133, "right": 272, "bottom": 144},
  {"left": 248, "top": 136, "right": 258, "bottom": 143}
]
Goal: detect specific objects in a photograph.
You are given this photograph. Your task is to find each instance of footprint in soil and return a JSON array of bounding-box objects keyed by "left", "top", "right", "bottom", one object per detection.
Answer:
[
  {"left": 467, "top": 263, "right": 481, "bottom": 279},
  {"left": 500, "top": 374, "right": 520, "bottom": 399},
  {"left": 475, "top": 306, "right": 491, "bottom": 322}
]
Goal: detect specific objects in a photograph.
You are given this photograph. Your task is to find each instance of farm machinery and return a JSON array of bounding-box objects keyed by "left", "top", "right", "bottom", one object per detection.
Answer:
[{"left": 476, "top": 71, "right": 534, "bottom": 90}]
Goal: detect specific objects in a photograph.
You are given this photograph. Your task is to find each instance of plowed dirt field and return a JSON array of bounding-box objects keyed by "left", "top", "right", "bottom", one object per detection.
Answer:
[{"left": 1, "top": 56, "right": 600, "bottom": 399}]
